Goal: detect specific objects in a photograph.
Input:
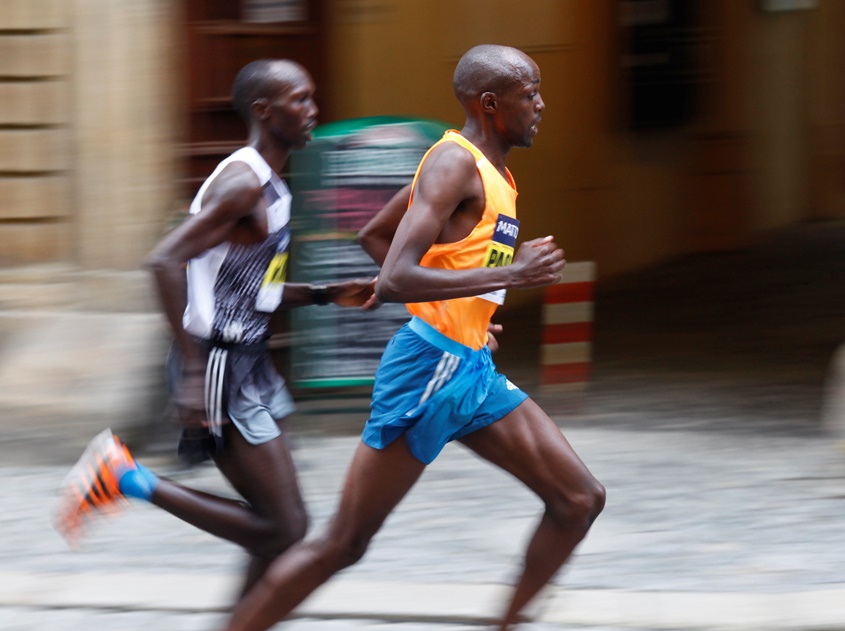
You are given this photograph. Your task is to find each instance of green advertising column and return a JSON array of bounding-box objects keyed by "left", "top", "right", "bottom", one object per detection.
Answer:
[{"left": 288, "top": 116, "right": 449, "bottom": 390}]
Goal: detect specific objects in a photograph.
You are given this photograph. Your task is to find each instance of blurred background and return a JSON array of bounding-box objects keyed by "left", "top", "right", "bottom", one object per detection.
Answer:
[{"left": 0, "top": 0, "right": 843, "bottom": 458}]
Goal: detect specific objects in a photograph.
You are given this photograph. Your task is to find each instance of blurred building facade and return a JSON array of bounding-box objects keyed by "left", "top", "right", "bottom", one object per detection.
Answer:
[{"left": 0, "top": 0, "right": 843, "bottom": 300}]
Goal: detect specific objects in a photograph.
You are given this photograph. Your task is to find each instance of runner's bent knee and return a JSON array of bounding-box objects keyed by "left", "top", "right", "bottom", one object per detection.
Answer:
[
  {"left": 248, "top": 509, "right": 309, "bottom": 559},
  {"left": 319, "top": 518, "right": 380, "bottom": 569},
  {"left": 545, "top": 475, "right": 605, "bottom": 532}
]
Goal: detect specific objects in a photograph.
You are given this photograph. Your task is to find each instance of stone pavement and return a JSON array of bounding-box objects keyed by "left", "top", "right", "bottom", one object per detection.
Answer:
[{"left": 1, "top": 425, "right": 845, "bottom": 631}]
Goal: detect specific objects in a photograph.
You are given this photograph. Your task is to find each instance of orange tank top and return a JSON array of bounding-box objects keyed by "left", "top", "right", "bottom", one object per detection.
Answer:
[{"left": 407, "top": 131, "right": 520, "bottom": 350}]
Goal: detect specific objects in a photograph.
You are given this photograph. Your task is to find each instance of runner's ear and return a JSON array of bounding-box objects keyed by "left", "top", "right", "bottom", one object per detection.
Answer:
[{"left": 252, "top": 97, "right": 270, "bottom": 120}]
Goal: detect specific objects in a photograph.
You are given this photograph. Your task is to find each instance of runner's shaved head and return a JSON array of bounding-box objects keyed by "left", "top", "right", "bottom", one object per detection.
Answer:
[
  {"left": 231, "top": 59, "right": 308, "bottom": 122},
  {"left": 452, "top": 45, "right": 534, "bottom": 106}
]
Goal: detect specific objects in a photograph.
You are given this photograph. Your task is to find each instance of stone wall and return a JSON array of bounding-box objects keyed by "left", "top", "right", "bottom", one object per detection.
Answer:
[
  {"left": 0, "top": 0, "right": 180, "bottom": 310},
  {"left": 0, "top": 0, "right": 73, "bottom": 266}
]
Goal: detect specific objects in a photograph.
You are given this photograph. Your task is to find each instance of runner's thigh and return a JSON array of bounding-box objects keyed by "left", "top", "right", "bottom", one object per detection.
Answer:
[
  {"left": 458, "top": 398, "right": 596, "bottom": 496},
  {"left": 215, "top": 422, "right": 305, "bottom": 522}
]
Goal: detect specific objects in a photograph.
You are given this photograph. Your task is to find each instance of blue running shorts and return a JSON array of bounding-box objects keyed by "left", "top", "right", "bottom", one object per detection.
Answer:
[{"left": 362, "top": 316, "right": 528, "bottom": 464}]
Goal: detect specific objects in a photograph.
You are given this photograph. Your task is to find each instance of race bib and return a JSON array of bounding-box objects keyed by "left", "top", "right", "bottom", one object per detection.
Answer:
[
  {"left": 255, "top": 229, "right": 290, "bottom": 312},
  {"left": 478, "top": 214, "right": 520, "bottom": 305}
]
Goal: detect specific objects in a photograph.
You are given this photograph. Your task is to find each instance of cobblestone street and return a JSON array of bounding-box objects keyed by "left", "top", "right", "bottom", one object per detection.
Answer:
[{"left": 2, "top": 426, "right": 845, "bottom": 630}]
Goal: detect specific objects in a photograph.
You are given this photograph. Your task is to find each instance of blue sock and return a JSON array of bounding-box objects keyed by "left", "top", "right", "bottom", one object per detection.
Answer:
[{"left": 118, "top": 463, "right": 160, "bottom": 501}]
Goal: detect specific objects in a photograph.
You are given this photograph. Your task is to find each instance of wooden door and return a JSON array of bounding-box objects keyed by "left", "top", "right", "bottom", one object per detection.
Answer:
[{"left": 181, "top": 0, "right": 325, "bottom": 194}]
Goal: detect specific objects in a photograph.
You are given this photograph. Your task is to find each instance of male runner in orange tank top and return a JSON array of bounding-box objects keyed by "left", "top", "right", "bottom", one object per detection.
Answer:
[{"left": 223, "top": 44, "right": 605, "bottom": 631}]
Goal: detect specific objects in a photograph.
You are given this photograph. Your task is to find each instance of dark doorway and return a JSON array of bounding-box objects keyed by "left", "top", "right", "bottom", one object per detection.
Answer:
[{"left": 180, "top": 0, "right": 326, "bottom": 195}]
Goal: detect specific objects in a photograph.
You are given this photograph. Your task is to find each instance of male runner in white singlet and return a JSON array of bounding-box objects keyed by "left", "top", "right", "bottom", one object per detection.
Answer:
[{"left": 55, "top": 59, "right": 375, "bottom": 605}]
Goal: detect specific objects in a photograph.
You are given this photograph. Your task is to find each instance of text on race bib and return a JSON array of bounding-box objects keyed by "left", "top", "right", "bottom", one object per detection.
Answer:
[
  {"left": 255, "top": 227, "right": 290, "bottom": 313},
  {"left": 478, "top": 214, "right": 520, "bottom": 305},
  {"left": 261, "top": 252, "right": 288, "bottom": 287}
]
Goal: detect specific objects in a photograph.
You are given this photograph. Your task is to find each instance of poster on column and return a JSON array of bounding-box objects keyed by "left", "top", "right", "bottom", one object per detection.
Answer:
[{"left": 288, "top": 116, "right": 449, "bottom": 389}]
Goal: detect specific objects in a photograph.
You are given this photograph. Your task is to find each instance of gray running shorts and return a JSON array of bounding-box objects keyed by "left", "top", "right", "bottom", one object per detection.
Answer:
[{"left": 168, "top": 340, "right": 295, "bottom": 460}]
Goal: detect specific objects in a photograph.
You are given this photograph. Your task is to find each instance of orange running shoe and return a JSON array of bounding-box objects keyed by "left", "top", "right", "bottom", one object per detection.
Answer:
[{"left": 54, "top": 428, "right": 136, "bottom": 547}]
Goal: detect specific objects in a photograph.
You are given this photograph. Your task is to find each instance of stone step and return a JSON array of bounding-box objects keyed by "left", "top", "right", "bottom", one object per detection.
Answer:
[
  {"left": 0, "top": 263, "right": 76, "bottom": 284},
  {"left": 0, "top": 265, "right": 157, "bottom": 312},
  {"left": 0, "top": 282, "right": 78, "bottom": 310},
  {"left": 0, "top": 311, "right": 171, "bottom": 465},
  {"left": 0, "top": 264, "right": 79, "bottom": 310}
]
